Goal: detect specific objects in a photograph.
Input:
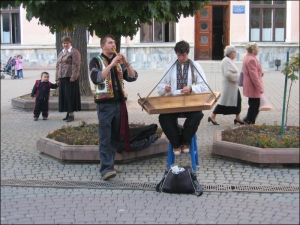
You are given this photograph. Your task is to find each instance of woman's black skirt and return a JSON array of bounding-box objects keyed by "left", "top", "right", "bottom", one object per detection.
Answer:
[
  {"left": 59, "top": 77, "right": 81, "bottom": 112},
  {"left": 213, "top": 90, "right": 241, "bottom": 115}
]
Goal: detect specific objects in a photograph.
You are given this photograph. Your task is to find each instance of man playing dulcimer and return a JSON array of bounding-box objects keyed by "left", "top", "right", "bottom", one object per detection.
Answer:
[{"left": 157, "top": 40, "right": 209, "bottom": 156}]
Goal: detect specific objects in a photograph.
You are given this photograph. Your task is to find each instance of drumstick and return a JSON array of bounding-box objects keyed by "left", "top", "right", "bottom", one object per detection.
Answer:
[{"left": 113, "top": 48, "right": 123, "bottom": 64}]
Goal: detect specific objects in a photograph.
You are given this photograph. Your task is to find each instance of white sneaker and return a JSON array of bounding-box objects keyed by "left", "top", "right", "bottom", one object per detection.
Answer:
[
  {"left": 173, "top": 147, "right": 181, "bottom": 156},
  {"left": 182, "top": 145, "right": 190, "bottom": 153}
]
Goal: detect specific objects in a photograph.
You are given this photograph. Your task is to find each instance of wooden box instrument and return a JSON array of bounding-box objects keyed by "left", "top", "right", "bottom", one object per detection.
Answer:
[{"left": 138, "top": 92, "right": 221, "bottom": 114}]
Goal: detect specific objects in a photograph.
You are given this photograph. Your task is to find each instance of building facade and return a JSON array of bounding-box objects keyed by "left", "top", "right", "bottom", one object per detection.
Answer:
[{"left": 1, "top": 0, "right": 299, "bottom": 70}]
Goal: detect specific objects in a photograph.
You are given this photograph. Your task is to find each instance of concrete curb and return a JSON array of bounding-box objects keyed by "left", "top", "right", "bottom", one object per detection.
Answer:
[
  {"left": 212, "top": 130, "right": 299, "bottom": 164},
  {"left": 12, "top": 94, "right": 96, "bottom": 110},
  {"left": 37, "top": 136, "right": 169, "bottom": 163}
]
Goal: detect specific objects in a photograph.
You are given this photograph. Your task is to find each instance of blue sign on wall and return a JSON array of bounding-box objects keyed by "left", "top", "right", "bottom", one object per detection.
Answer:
[{"left": 233, "top": 5, "right": 245, "bottom": 14}]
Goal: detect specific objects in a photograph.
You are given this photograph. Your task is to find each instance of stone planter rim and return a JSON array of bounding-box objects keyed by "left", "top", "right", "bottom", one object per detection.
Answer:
[{"left": 212, "top": 129, "right": 299, "bottom": 164}]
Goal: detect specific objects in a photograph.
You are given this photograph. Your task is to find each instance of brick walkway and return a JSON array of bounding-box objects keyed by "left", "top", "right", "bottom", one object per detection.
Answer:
[{"left": 1, "top": 66, "right": 299, "bottom": 224}]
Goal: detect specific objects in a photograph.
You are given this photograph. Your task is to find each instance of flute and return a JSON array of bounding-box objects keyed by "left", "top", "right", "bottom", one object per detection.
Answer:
[{"left": 113, "top": 48, "right": 123, "bottom": 64}]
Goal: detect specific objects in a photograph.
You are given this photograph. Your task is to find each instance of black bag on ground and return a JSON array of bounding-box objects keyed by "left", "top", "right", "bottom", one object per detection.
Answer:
[
  {"left": 129, "top": 124, "right": 158, "bottom": 143},
  {"left": 156, "top": 166, "right": 203, "bottom": 196},
  {"left": 130, "top": 133, "right": 158, "bottom": 151},
  {"left": 116, "top": 124, "right": 158, "bottom": 153}
]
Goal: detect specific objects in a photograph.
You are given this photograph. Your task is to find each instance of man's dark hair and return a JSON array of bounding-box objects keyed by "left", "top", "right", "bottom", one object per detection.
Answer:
[
  {"left": 174, "top": 40, "right": 190, "bottom": 54},
  {"left": 100, "top": 34, "right": 116, "bottom": 46}
]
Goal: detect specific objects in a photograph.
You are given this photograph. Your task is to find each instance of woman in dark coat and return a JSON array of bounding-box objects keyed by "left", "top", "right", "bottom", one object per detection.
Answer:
[{"left": 55, "top": 36, "right": 81, "bottom": 122}]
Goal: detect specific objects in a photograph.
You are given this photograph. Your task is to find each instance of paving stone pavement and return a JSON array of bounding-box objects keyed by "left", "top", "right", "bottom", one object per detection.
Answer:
[{"left": 1, "top": 66, "right": 299, "bottom": 224}]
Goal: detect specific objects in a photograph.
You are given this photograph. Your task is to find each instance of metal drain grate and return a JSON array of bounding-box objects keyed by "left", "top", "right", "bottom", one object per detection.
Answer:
[{"left": 1, "top": 179, "right": 299, "bottom": 193}]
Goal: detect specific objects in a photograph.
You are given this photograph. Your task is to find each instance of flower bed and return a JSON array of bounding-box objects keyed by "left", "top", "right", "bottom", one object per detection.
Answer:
[
  {"left": 221, "top": 124, "right": 299, "bottom": 148},
  {"left": 37, "top": 122, "right": 168, "bottom": 163},
  {"left": 212, "top": 125, "right": 299, "bottom": 164}
]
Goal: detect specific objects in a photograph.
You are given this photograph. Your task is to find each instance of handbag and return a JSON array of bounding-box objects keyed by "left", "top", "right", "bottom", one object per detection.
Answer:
[
  {"left": 156, "top": 166, "right": 203, "bottom": 196},
  {"left": 259, "top": 93, "right": 272, "bottom": 111},
  {"left": 238, "top": 72, "right": 243, "bottom": 87}
]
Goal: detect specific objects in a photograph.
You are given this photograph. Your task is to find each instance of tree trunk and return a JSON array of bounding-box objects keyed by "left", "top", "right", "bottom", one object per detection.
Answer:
[
  {"left": 115, "top": 35, "right": 121, "bottom": 53},
  {"left": 55, "top": 24, "right": 93, "bottom": 96}
]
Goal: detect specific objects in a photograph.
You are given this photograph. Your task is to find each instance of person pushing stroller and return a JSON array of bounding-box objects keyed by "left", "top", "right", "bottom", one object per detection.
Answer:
[{"left": 1, "top": 56, "right": 17, "bottom": 79}]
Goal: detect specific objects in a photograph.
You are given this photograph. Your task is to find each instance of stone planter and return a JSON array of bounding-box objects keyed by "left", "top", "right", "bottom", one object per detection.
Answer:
[
  {"left": 12, "top": 93, "right": 96, "bottom": 110},
  {"left": 37, "top": 134, "right": 169, "bottom": 163},
  {"left": 212, "top": 130, "right": 299, "bottom": 164}
]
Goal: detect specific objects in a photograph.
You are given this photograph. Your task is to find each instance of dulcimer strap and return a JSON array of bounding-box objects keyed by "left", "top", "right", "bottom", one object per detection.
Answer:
[{"left": 139, "top": 60, "right": 178, "bottom": 110}]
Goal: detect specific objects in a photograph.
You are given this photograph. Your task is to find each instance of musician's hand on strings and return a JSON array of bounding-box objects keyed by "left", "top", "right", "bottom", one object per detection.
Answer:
[
  {"left": 165, "top": 85, "right": 171, "bottom": 93},
  {"left": 181, "top": 85, "right": 191, "bottom": 94}
]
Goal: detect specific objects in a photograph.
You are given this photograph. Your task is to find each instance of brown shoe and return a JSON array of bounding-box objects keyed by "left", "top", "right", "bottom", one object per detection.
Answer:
[
  {"left": 114, "top": 168, "right": 122, "bottom": 174},
  {"left": 102, "top": 171, "right": 117, "bottom": 180}
]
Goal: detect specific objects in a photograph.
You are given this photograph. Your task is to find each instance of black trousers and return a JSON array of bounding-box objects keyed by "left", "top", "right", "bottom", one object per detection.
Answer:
[
  {"left": 213, "top": 90, "right": 242, "bottom": 115},
  {"left": 33, "top": 99, "right": 49, "bottom": 118},
  {"left": 245, "top": 98, "right": 260, "bottom": 124},
  {"left": 159, "top": 111, "right": 203, "bottom": 149}
]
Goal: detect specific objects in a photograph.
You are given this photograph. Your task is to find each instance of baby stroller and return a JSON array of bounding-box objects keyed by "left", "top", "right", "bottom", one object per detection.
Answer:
[{"left": 0, "top": 56, "right": 17, "bottom": 79}]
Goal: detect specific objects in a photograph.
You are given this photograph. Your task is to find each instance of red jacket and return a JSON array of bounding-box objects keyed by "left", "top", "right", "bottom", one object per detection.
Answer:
[{"left": 242, "top": 53, "right": 264, "bottom": 98}]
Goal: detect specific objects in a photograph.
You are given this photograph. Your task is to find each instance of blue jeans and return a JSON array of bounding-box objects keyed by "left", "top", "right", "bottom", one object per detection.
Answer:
[
  {"left": 97, "top": 101, "right": 121, "bottom": 177},
  {"left": 17, "top": 69, "right": 23, "bottom": 79}
]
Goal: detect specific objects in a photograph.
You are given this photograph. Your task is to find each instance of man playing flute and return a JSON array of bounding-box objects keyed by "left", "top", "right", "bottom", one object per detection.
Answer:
[
  {"left": 89, "top": 34, "right": 138, "bottom": 180},
  {"left": 157, "top": 40, "right": 209, "bottom": 156}
]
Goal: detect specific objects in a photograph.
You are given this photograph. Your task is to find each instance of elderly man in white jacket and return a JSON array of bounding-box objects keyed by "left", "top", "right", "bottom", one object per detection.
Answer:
[{"left": 157, "top": 40, "right": 209, "bottom": 156}]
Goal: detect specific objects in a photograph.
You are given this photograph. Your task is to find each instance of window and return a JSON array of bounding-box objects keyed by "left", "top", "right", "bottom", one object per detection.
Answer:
[
  {"left": 250, "top": 0, "right": 286, "bottom": 42},
  {"left": 1, "top": 4, "right": 21, "bottom": 44},
  {"left": 140, "top": 19, "right": 175, "bottom": 43}
]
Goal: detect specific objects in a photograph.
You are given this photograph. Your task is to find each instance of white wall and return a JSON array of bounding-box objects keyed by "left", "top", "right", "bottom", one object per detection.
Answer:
[{"left": 21, "top": 7, "right": 55, "bottom": 45}]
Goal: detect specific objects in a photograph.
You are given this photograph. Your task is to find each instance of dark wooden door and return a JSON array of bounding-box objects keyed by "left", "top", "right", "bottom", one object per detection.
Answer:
[
  {"left": 194, "top": 6, "right": 213, "bottom": 60},
  {"left": 222, "top": 5, "right": 230, "bottom": 49}
]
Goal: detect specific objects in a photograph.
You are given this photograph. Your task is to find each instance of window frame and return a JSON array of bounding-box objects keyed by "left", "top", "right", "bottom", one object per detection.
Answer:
[
  {"left": 140, "top": 19, "right": 176, "bottom": 43},
  {"left": 249, "top": 0, "right": 286, "bottom": 42},
  {"left": 1, "top": 4, "right": 21, "bottom": 44}
]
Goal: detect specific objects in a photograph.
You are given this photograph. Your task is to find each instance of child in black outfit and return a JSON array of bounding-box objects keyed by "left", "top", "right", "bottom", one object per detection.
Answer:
[{"left": 31, "top": 72, "right": 58, "bottom": 121}]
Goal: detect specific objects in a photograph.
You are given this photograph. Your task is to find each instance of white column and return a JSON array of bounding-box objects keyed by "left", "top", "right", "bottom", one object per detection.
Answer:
[
  {"left": 121, "top": 36, "right": 125, "bottom": 44},
  {"left": 285, "top": 0, "right": 291, "bottom": 42},
  {"left": 175, "top": 22, "right": 180, "bottom": 42},
  {"left": 20, "top": 4, "right": 24, "bottom": 44},
  {"left": 135, "top": 29, "right": 140, "bottom": 43},
  {"left": 245, "top": 1, "right": 250, "bottom": 42}
]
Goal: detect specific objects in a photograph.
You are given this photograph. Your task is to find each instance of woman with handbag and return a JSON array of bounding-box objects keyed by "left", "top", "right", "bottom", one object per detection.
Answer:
[
  {"left": 208, "top": 46, "right": 244, "bottom": 125},
  {"left": 242, "top": 42, "right": 264, "bottom": 124}
]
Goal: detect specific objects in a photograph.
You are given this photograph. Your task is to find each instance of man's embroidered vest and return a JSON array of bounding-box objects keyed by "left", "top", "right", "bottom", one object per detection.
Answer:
[{"left": 94, "top": 56, "right": 125, "bottom": 102}]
